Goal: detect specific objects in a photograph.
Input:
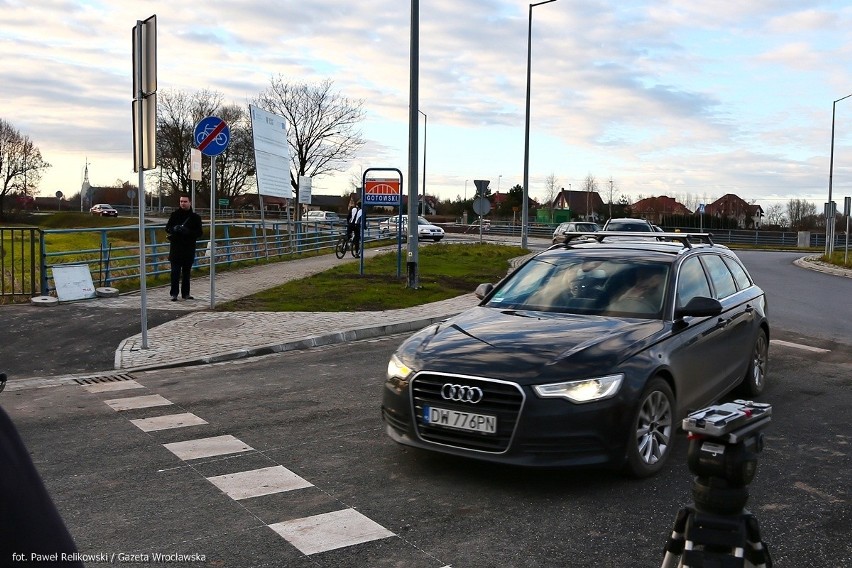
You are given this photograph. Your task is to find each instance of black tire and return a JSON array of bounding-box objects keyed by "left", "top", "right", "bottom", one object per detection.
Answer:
[
  {"left": 625, "top": 377, "right": 675, "bottom": 478},
  {"left": 334, "top": 237, "right": 346, "bottom": 259},
  {"left": 350, "top": 241, "right": 360, "bottom": 258},
  {"left": 738, "top": 329, "right": 768, "bottom": 397}
]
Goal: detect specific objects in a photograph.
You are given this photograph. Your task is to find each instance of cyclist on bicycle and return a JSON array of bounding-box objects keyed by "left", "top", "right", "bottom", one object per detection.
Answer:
[{"left": 346, "top": 199, "right": 362, "bottom": 256}]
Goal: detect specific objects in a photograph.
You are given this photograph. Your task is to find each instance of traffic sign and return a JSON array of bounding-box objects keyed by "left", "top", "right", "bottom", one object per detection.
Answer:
[
  {"left": 474, "top": 179, "right": 490, "bottom": 196},
  {"left": 218, "top": 198, "right": 229, "bottom": 207},
  {"left": 473, "top": 196, "right": 491, "bottom": 216},
  {"left": 194, "top": 116, "right": 230, "bottom": 157}
]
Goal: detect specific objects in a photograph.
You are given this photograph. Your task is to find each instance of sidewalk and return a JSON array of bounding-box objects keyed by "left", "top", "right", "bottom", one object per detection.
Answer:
[{"left": 88, "top": 245, "right": 481, "bottom": 373}]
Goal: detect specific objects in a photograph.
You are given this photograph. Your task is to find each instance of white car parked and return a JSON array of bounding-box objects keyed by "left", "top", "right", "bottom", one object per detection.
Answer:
[{"left": 379, "top": 215, "right": 444, "bottom": 242}]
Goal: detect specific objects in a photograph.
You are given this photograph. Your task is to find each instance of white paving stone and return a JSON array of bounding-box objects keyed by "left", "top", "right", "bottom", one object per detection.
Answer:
[
  {"left": 163, "top": 435, "right": 253, "bottom": 461},
  {"left": 268, "top": 508, "right": 395, "bottom": 555},
  {"left": 129, "top": 412, "right": 208, "bottom": 432},
  {"left": 81, "top": 380, "right": 145, "bottom": 393},
  {"left": 206, "top": 465, "right": 312, "bottom": 500},
  {"left": 104, "top": 394, "right": 173, "bottom": 411}
]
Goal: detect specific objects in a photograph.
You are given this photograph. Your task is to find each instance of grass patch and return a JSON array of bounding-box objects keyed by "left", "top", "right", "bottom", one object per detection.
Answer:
[{"left": 217, "top": 243, "right": 527, "bottom": 312}]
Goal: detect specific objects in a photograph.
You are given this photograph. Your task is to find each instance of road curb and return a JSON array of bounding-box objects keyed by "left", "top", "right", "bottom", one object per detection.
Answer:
[
  {"left": 113, "top": 313, "right": 458, "bottom": 374},
  {"left": 794, "top": 256, "right": 852, "bottom": 279}
]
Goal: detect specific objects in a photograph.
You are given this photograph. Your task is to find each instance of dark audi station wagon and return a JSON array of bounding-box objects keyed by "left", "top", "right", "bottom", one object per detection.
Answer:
[{"left": 381, "top": 233, "right": 769, "bottom": 477}]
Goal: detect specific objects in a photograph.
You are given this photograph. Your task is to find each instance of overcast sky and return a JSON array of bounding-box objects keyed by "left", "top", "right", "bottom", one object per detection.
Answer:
[{"left": 4, "top": 0, "right": 852, "bottom": 213}]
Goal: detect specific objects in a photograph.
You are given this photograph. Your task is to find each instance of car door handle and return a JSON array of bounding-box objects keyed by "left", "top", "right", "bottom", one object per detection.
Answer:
[
  {"left": 744, "top": 305, "right": 754, "bottom": 313},
  {"left": 716, "top": 318, "right": 730, "bottom": 329}
]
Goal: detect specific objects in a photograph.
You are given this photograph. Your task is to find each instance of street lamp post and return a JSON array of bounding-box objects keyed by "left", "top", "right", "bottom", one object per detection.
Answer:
[
  {"left": 419, "top": 110, "right": 427, "bottom": 216},
  {"left": 522, "top": 0, "right": 558, "bottom": 248},
  {"left": 827, "top": 93, "right": 852, "bottom": 257}
]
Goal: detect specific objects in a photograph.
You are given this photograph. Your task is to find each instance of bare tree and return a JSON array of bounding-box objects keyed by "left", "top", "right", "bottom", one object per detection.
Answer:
[
  {"left": 211, "top": 104, "right": 256, "bottom": 201},
  {"left": 765, "top": 203, "right": 787, "bottom": 227},
  {"left": 157, "top": 89, "right": 222, "bottom": 196},
  {"left": 0, "top": 118, "right": 50, "bottom": 217},
  {"left": 253, "top": 77, "right": 366, "bottom": 196},
  {"left": 543, "top": 173, "right": 559, "bottom": 222},
  {"left": 605, "top": 177, "right": 621, "bottom": 220},
  {"left": 787, "top": 198, "right": 817, "bottom": 231},
  {"left": 581, "top": 174, "right": 598, "bottom": 221}
]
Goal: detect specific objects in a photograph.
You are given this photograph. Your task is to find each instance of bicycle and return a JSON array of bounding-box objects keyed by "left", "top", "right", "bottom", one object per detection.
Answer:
[{"left": 334, "top": 233, "right": 361, "bottom": 259}]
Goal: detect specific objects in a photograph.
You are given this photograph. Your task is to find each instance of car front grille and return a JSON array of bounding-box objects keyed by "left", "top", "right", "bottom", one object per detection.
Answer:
[{"left": 411, "top": 373, "right": 524, "bottom": 453}]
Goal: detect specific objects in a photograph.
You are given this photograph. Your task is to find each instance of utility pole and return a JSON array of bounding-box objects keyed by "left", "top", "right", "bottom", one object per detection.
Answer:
[{"left": 608, "top": 177, "right": 613, "bottom": 220}]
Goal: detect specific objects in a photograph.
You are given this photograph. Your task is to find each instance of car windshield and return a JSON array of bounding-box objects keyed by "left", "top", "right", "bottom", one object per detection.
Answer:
[{"left": 484, "top": 256, "right": 670, "bottom": 318}]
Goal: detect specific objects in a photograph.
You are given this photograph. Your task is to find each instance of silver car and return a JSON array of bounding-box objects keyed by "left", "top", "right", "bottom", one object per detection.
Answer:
[{"left": 552, "top": 221, "right": 600, "bottom": 244}]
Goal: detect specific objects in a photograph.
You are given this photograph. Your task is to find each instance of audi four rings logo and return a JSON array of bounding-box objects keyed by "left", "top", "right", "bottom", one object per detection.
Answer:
[{"left": 441, "top": 383, "right": 484, "bottom": 404}]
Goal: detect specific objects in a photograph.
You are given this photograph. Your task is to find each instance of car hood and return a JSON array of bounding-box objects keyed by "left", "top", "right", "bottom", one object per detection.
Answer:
[{"left": 399, "top": 306, "right": 666, "bottom": 383}]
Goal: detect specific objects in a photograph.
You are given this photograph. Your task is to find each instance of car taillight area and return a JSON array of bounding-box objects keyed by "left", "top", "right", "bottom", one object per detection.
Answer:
[{"left": 411, "top": 373, "right": 524, "bottom": 453}]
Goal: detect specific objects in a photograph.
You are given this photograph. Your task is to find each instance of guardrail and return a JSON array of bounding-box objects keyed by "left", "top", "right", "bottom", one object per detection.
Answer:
[
  {"left": 0, "top": 227, "right": 40, "bottom": 300},
  {"left": 455, "top": 221, "right": 841, "bottom": 248},
  {"left": 36, "top": 220, "right": 383, "bottom": 295}
]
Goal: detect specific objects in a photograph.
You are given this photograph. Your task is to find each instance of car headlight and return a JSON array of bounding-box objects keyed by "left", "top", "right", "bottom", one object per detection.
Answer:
[
  {"left": 533, "top": 374, "right": 623, "bottom": 403},
  {"left": 387, "top": 354, "right": 414, "bottom": 381}
]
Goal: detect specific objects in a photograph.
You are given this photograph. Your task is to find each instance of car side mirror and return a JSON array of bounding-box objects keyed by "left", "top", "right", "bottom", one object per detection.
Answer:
[
  {"left": 475, "top": 283, "right": 494, "bottom": 300},
  {"left": 674, "top": 296, "right": 723, "bottom": 319}
]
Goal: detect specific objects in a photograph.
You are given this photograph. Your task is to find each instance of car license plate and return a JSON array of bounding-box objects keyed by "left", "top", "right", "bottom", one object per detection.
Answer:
[{"left": 423, "top": 405, "right": 497, "bottom": 434}]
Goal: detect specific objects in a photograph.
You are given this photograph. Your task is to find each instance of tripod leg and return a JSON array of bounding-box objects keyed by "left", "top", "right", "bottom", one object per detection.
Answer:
[
  {"left": 744, "top": 515, "right": 772, "bottom": 568},
  {"left": 661, "top": 508, "right": 691, "bottom": 568}
]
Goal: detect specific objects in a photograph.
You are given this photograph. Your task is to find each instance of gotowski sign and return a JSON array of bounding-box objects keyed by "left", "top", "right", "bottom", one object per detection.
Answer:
[{"left": 364, "top": 178, "right": 401, "bottom": 206}]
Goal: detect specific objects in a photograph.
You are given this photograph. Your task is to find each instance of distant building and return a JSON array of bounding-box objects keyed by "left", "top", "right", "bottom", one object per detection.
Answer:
[
  {"left": 704, "top": 194, "right": 764, "bottom": 228},
  {"left": 631, "top": 196, "right": 692, "bottom": 223},
  {"left": 550, "top": 189, "right": 604, "bottom": 221}
]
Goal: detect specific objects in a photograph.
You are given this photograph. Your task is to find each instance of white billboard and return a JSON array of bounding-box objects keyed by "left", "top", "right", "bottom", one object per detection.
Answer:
[{"left": 249, "top": 104, "right": 291, "bottom": 198}]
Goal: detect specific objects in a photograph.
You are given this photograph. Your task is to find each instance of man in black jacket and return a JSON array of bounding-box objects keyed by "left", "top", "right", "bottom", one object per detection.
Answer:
[{"left": 165, "top": 194, "right": 203, "bottom": 301}]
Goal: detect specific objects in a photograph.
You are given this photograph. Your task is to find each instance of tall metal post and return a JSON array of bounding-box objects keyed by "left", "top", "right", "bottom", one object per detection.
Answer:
[
  {"left": 522, "top": 0, "right": 557, "bottom": 249},
  {"left": 209, "top": 156, "right": 217, "bottom": 309},
  {"left": 827, "top": 93, "right": 852, "bottom": 257},
  {"left": 407, "top": 0, "right": 420, "bottom": 288},
  {"left": 419, "top": 110, "right": 427, "bottom": 216},
  {"left": 135, "top": 20, "right": 149, "bottom": 350}
]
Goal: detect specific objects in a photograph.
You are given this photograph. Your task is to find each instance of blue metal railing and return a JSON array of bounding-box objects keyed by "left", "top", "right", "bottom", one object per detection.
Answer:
[{"left": 38, "top": 220, "right": 383, "bottom": 294}]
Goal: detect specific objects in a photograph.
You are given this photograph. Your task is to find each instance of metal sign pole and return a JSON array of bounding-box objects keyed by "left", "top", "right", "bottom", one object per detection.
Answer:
[
  {"left": 209, "top": 155, "right": 217, "bottom": 309},
  {"left": 134, "top": 20, "right": 149, "bottom": 350}
]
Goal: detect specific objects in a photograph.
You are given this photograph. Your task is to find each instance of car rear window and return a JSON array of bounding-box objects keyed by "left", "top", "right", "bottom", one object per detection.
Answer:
[
  {"left": 722, "top": 256, "right": 753, "bottom": 291},
  {"left": 606, "top": 221, "right": 652, "bottom": 231},
  {"left": 701, "top": 255, "right": 738, "bottom": 299}
]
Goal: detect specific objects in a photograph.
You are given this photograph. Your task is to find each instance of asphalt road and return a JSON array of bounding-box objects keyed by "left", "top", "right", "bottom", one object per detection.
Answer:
[
  {"left": 735, "top": 250, "right": 852, "bottom": 346},
  {"left": 3, "top": 334, "right": 850, "bottom": 567},
  {"left": 1, "top": 304, "right": 185, "bottom": 379}
]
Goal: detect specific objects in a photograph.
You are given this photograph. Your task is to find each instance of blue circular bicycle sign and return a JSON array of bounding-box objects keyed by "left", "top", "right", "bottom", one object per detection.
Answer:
[{"left": 194, "top": 116, "right": 230, "bottom": 157}]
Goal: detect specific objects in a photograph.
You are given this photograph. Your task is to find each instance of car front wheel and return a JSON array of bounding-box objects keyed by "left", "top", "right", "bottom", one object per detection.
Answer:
[
  {"left": 738, "top": 329, "right": 768, "bottom": 397},
  {"left": 625, "top": 377, "right": 675, "bottom": 478}
]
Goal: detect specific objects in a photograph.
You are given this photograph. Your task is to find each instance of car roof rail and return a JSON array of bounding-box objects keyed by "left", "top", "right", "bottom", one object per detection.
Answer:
[{"left": 564, "top": 231, "right": 716, "bottom": 249}]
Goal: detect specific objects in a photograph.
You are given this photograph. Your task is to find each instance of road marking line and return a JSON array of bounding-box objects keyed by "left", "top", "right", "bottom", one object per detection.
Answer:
[
  {"left": 207, "top": 465, "right": 313, "bottom": 500},
  {"left": 268, "top": 508, "right": 395, "bottom": 555},
  {"left": 129, "top": 412, "right": 208, "bottom": 432},
  {"left": 770, "top": 339, "right": 830, "bottom": 353},
  {"left": 163, "top": 435, "right": 253, "bottom": 461},
  {"left": 104, "top": 394, "right": 173, "bottom": 411},
  {"left": 82, "top": 380, "right": 145, "bottom": 393}
]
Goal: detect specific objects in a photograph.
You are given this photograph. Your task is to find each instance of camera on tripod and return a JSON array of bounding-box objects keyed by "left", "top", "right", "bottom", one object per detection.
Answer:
[
  {"left": 662, "top": 400, "right": 773, "bottom": 568},
  {"left": 684, "top": 399, "right": 772, "bottom": 501}
]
